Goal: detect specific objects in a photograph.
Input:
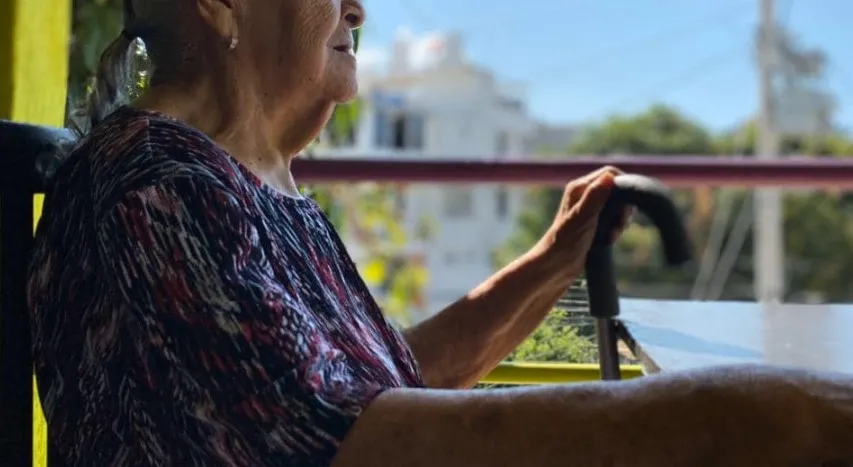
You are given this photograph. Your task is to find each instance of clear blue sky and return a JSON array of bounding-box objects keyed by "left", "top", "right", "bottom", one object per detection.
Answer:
[{"left": 359, "top": 0, "right": 853, "bottom": 131}]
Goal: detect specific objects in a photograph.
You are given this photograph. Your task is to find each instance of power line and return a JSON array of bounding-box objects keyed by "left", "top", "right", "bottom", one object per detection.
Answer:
[
  {"left": 706, "top": 194, "right": 754, "bottom": 300},
  {"left": 690, "top": 124, "right": 753, "bottom": 300},
  {"left": 602, "top": 28, "right": 750, "bottom": 300},
  {"left": 533, "top": 0, "right": 754, "bottom": 80},
  {"left": 691, "top": 189, "right": 736, "bottom": 299},
  {"left": 599, "top": 38, "right": 747, "bottom": 114}
]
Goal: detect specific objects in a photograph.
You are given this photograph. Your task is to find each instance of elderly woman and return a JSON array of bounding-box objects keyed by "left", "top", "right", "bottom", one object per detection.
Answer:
[{"left": 28, "top": 0, "right": 853, "bottom": 466}]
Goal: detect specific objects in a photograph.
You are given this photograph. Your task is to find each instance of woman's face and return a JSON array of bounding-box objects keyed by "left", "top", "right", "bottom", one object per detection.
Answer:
[{"left": 239, "top": 0, "right": 365, "bottom": 107}]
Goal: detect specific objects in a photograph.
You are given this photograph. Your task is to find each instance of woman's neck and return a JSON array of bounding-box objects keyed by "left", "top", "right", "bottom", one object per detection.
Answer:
[{"left": 136, "top": 77, "right": 331, "bottom": 197}]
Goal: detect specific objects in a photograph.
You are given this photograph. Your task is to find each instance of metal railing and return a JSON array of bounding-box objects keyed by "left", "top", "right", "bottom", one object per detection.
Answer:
[{"left": 291, "top": 156, "right": 853, "bottom": 188}]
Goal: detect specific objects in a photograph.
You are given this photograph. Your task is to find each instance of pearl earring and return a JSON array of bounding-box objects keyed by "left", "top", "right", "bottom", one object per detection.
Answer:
[{"left": 229, "top": 34, "right": 239, "bottom": 51}]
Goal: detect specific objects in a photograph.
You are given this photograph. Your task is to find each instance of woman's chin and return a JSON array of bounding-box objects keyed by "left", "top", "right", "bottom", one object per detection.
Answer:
[
  {"left": 333, "top": 82, "right": 359, "bottom": 104},
  {"left": 323, "top": 70, "right": 359, "bottom": 103}
]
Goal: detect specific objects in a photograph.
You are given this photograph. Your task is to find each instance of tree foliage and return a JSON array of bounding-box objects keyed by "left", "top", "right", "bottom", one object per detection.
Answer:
[
  {"left": 308, "top": 183, "right": 430, "bottom": 325},
  {"left": 571, "top": 105, "right": 715, "bottom": 156},
  {"left": 496, "top": 104, "right": 853, "bottom": 365},
  {"left": 506, "top": 309, "right": 597, "bottom": 363},
  {"left": 506, "top": 104, "right": 853, "bottom": 306}
]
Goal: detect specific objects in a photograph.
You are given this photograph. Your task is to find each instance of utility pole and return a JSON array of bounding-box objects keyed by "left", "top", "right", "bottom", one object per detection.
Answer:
[{"left": 754, "top": 0, "right": 785, "bottom": 302}]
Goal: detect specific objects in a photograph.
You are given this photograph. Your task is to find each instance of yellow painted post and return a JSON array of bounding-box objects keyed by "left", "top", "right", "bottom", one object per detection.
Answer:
[{"left": 0, "top": 0, "right": 70, "bottom": 465}]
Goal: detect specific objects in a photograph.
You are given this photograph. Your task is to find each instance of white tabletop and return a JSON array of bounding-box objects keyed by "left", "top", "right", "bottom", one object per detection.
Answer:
[{"left": 618, "top": 299, "right": 853, "bottom": 374}]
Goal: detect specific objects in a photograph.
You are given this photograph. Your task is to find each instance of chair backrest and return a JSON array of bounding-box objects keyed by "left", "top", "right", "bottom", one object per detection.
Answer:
[{"left": 0, "top": 120, "right": 76, "bottom": 467}]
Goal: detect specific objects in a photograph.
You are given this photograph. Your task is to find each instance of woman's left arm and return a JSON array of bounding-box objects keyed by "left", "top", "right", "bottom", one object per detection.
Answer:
[
  {"left": 404, "top": 246, "right": 570, "bottom": 389},
  {"left": 405, "top": 167, "right": 623, "bottom": 389}
]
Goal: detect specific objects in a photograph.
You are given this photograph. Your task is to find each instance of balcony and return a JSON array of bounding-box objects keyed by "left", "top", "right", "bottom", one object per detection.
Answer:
[
  {"left": 4, "top": 4, "right": 853, "bottom": 465},
  {"left": 4, "top": 126, "right": 853, "bottom": 464}
]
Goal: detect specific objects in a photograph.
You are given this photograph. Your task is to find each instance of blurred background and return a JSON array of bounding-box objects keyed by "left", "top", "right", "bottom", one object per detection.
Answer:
[{"left": 67, "top": 0, "right": 853, "bottom": 363}]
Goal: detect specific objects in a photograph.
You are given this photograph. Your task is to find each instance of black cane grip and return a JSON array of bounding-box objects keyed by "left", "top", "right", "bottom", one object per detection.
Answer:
[
  {"left": 585, "top": 174, "right": 693, "bottom": 319},
  {"left": 593, "top": 174, "right": 692, "bottom": 266}
]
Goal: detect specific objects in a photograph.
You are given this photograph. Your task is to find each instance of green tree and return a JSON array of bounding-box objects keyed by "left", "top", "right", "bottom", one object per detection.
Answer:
[
  {"left": 570, "top": 105, "right": 715, "bottom": 156},
  {"left": 715, "top": 121, "right": 853, "bottom": 156},
  {"left": 307, "top": 182, "right": 431, "bottom": 325},
  {"left": 713, "top": 129, "right": 853, "bottom": 301},
  {"left": 506, "top": 308, "right": 597, "bottom": 363},
  {"left": 68, "top": 0, "right": 124, "bottom": 104},
  {"left": 493, "top": 106, "right": 709, "bottom": 364},
  {"left": 505, "top": 104, "right": 853, "bottom": 306},
  {"left": 496, "top": 105, "right": 718, "bottom": 303},
  {"left": 566, "top": 106, "right": 718, "bottom": 298},
  {"left": 496, "top": 104, "right": 853, "bottom": 370}
]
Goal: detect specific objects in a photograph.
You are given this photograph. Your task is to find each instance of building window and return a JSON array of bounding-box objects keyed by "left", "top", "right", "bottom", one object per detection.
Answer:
[
  {"left": 375, "top": 110, "right": 425, "bottom": 150},
  {"left": 443, "top": 187, "right": 473, "bottom": 218},
  {"left": 374, "top": 111, "right": 389, "bottom": 147},
  {"left": 495, "top": 187, "right": 509, "bottom": 218},
  {"left": 495, "top": 131, "right": 509, "bottom": 156},
  {"left": 393, "top": 116, "right": 407, "bottom": 148}
]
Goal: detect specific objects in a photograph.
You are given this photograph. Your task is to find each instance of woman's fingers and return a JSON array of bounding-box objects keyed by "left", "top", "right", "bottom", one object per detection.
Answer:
[
  {"left": 556, "top": 166, "right": 627, "bottom": 242},
  {"left": 582, "top": 165, "right": 622, "bottom": 185},
  {"left": 570, "top": 172, "right": 616, "bottom": 228}
]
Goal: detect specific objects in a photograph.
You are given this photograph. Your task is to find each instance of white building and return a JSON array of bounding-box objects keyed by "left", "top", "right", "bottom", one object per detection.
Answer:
[{"left": 316, "top": 30, "right": 538, "bottom": 321}]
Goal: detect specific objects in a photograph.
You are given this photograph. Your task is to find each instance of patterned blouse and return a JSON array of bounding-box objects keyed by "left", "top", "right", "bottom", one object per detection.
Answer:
[{"left": 27, "top": 107, "right": 424, "bottom": 466}]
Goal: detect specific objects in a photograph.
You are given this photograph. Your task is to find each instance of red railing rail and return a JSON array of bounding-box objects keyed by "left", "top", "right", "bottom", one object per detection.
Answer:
[{"left": 292, "top": 156, "right": 853, "bottom": 188}]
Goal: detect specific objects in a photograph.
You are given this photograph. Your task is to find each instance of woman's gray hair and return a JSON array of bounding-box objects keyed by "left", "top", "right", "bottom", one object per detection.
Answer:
[
  {"left": 72, "top": 0, "right": 208, "bottom": 135},
  {"left": 82, "top": 33, "right": 139, "bottom": 133},
  {"left": 74, "top": 0, "right": 155, "bottom": 135}
]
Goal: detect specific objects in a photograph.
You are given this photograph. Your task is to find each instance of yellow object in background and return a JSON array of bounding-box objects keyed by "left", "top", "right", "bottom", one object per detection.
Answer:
[{"left": 1, "top": 0, "right": 70, "bottom": 465}]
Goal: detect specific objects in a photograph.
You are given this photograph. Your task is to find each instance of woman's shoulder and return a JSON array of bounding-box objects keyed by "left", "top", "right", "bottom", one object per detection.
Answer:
[{"left": 63, "top": 107, "right": 254, "bottom": 208}]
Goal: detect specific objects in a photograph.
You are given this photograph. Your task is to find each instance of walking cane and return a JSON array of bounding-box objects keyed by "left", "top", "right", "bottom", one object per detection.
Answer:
[{"left": 585, "top": 174, "right": 693, "bottom": 380}]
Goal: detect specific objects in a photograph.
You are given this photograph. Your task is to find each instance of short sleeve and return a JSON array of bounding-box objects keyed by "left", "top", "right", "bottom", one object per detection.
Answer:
[{"left": 96, "top": 176, "right": 385, "bottom": 466}]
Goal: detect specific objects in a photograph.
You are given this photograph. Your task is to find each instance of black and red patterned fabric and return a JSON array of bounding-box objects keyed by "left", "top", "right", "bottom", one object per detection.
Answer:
[{"left": 28, "top": 107, "right": 423, "bottom": 466}]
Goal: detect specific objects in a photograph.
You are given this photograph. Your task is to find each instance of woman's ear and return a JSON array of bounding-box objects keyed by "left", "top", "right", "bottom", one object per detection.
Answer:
[{"left": 195, "top": 0, "right": 238, "bottom": 44}]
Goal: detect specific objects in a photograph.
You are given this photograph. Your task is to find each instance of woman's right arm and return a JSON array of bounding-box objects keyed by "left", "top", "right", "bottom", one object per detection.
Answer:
[{"left": 334, "top": 365, "right": 853, "bottom": 467}]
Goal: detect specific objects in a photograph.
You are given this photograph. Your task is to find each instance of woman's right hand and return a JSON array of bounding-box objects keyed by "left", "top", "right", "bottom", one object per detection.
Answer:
[{"left": 534, "top": 166, "right": 633, "bottom": 286}]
